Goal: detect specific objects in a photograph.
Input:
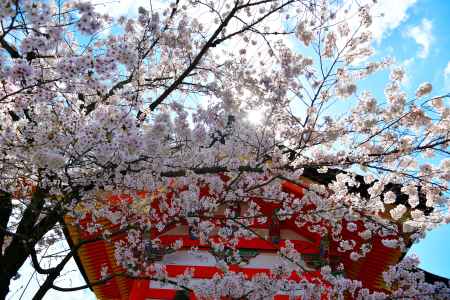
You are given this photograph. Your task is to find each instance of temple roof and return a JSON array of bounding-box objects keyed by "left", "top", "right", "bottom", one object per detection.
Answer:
[{"left": 62, "top": 168, "right": 447, "bottom": 299}]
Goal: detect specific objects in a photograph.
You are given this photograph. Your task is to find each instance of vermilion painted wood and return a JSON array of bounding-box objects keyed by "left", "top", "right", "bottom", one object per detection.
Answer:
[
  {"left": 163, "top": 265, "right": 322, "bottom": 279},
  {"left": 128, "top": 273, "right": 329, "bottom": 300},
  {"left": 69, "top": 179, "right": 401, "bottom": 299},
  {"left": 157, "top": 235, "right": 320, "bottom": 254}
]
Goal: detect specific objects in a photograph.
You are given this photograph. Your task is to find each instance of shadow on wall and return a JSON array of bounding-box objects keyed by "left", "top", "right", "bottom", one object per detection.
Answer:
[{"left": 173, "top": 290, "right": 189, "bottom": 300}]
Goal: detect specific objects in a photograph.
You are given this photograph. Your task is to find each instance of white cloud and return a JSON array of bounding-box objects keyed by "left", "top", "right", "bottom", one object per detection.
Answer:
[
  {"left": 369, "top": 0, "right": 417, "bottom": 42},
  {"left": 444, "top": 61, "right": 450, "bottom": 78},
  {"left": 444, "top": 61, "right": 450, "bottom": 89},
  {"left": 406, "top": 18, "right": 433, "bottom": 59},
  {"left": 399, "top": 57, "right": 415, "bottom": 87},
  {"left": 335, "top": 0, "right": 417, "bottom": 46}
]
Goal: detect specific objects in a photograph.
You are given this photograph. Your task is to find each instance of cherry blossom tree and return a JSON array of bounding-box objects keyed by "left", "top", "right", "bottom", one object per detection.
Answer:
[{"left": 0, "top": 0, "right": 449, "bottom": 299}]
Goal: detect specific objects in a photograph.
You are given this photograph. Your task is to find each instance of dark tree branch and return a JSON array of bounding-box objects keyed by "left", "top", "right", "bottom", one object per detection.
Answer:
[
  {"left": 0, "top": 190, "right": 12, "bottom": 257},
  {"left": 50, "top": 272, "right": 193, "bottom": 294},
  {"left": 32, "top": 246, "right": 74, "bottom": 300},
  {"left": 143, "top": 2, "right": 241, "bottom": 115},
  {"left": 0, "top": 38, "right": 21, "bottom": 58}
]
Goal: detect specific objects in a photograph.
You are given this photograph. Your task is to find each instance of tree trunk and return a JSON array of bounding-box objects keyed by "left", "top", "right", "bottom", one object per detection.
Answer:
[
  {"left": 0, "top": 242, "right": 32, "bottom": 299},
  {"left": 0, "top": 188, "right": 76, "bottom": 298},
  {"left": 0, "top": 206, "right": 59, "bottom": 298},
  {"left": 0, "top": 269, "right": 13, "bottom": 300}
]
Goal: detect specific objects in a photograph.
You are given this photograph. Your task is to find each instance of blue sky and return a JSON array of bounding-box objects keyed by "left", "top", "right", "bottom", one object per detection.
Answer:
[
  {"left": 372, "top": 0, "right": 450, "bottom": 94},
  {"left": 284, "top": 0, "right": 450, "bottom": 280},
  {"left": 372, "top": 0, "right": 450, "bottom": 279},
  {"left": 322, "top": 0, "right": 450, "bottom": 279}
]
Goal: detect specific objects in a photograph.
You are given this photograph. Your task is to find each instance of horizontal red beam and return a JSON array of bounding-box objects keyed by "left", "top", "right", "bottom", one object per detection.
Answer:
[
  {"left": 158, "top": 235, "right": 320, "bottom": 254},
  {"left": 164, "top": 265, "right": 322, "bottom": 280}
]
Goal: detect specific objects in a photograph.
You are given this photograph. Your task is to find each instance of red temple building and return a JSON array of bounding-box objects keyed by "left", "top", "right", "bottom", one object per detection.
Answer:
[{"left": 63, "top": 168, "right": 443, "bottom": 299}]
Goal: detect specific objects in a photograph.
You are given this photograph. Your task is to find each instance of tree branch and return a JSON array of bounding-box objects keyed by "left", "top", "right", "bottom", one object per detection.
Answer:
[
  {"left": 0, "top": 190, "right": 12, "bottom": 257},
  {"left": 142, "top": 2, "right": 241, "bottom": 115}
]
